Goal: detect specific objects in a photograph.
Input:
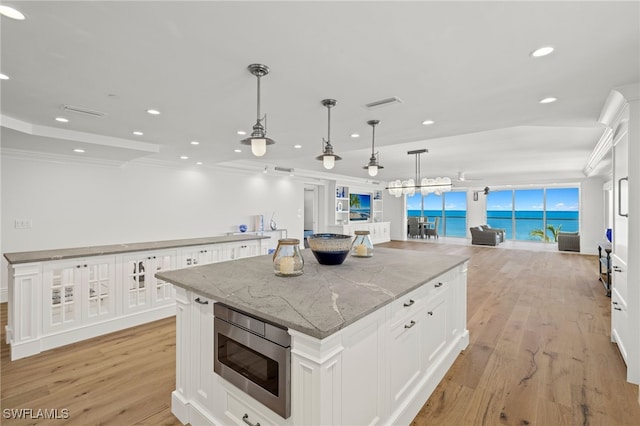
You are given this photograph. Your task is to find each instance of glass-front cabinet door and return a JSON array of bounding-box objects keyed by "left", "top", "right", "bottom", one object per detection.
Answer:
[
  {"left": 42, "top": 257, "right": 116, "bottom": 332},
  {"left": 124, "top": 250, "right": 177, "bottom": 313},
  {"left": 43, "top": 261, "right": 80, "bottom": 333},
  {"left": 85, "top": 261, "right": 115, "bottom": 323}
]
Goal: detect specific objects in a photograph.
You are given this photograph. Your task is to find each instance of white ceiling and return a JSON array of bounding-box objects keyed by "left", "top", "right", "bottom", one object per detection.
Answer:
[{"left": 1, "top": 1, "right": 638, "bottom": 187}]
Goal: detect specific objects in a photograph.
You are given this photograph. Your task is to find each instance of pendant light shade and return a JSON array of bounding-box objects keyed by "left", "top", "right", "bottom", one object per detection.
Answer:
[
  {"left": 316, "top": 99, "right": 342, "bottom": 170},
  {"left": 363, "top": 120, "right": 383, "bottom": 177},
  {"left": 240, "top": 64, "right": 275, "bottom": 157}
]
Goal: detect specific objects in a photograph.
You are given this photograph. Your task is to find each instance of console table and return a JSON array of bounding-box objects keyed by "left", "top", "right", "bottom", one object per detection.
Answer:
[{"left": 598, "top": 241, "right": 612, "bottom": 297}]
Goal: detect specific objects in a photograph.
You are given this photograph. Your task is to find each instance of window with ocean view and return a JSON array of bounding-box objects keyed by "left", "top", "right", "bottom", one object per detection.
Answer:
[
  {"left": 407, "top": 191, "right": 467, "bottom": 237},
  {"left": 486, "top": 187, "right": 579, "bottom": 242}
]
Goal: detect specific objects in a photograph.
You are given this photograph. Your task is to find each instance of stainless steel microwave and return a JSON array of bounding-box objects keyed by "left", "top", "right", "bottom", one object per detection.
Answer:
[{"left": 213, "top": 303, "right": 291, "bottom": 419}]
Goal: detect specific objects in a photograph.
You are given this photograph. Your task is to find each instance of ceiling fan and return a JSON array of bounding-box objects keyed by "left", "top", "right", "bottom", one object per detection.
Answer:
[{"left": 452, "top": 171, "right": 482, "bottom": 183}]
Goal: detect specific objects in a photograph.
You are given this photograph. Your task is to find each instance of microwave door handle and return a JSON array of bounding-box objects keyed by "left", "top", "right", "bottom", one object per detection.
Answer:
[{"left": 618, "top": 176, "right": 629, "bottom": 217}]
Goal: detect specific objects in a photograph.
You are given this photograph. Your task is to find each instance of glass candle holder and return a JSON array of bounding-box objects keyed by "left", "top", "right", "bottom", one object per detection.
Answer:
[
  {"left": 273, "top": 238, "right": 304, "bottom": 277},
  {"left": 351, "top": 230, "right": 373, "bottom": 257}
]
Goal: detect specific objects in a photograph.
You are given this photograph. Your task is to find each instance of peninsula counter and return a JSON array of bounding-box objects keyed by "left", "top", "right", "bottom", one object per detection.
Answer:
[{"left": 157, "top": 247, "right": 469, "bottom": 426}]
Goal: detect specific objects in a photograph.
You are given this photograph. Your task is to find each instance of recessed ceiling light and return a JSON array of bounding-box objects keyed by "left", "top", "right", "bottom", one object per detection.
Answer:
[
  {"left": 294, "top": 144, "right": 302, "bottom": 149},
  {"left": 147, "top": 109, "right": 161, "bottom": 115},
  {"left": 531, "top": 46, "right": 554, "bottom": 57},
  {"left": 180, "top": 156, "right": 189, "bottom": 160},
  {"left": 539, "top": 97, "right": 557, "bottom": 104},
  {"left": 190, "top": 141, "right": 200, "bottom": 145},
  {"left": 133, "top": 131, "right": 143, "bottom": 136},
  {"left": 196, "top": 161, "right": 203, "bottom": 165},
  {"left": 0, "top": 5, "right": 26, "bottom": 20},
  {"left": 237, "top": 130, "right": 247, "bottom": 136},
  {"left": 350, "top": 133, "right": 360, "bottom": 138},
  {"left": 422, "top": 120, "right": 435, "bottom": 126},
  {"left": 55, "top": 117, "right": 69, "bottom": 123},
  {"left": 234, "top": 149, "right": 242, "bottom": 153},
  {"left": 0, "top": 73, "right": 8, "bottom": 80},
  {"left": 73, "top": 148, "right": 85, "bottom": 153}
]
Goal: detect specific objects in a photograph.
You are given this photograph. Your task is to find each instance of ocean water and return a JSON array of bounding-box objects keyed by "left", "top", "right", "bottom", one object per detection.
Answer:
[{"left": 408, "top": 210, "right": 579, "bottom": 241}]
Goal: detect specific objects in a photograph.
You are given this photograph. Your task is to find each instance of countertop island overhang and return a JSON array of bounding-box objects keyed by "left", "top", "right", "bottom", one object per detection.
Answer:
[
  {"left": 159, "top": 247, "right": 470, "bottom": 426},
  {"left": 156, "top": 247, "right": 468, "bottom": 340}
]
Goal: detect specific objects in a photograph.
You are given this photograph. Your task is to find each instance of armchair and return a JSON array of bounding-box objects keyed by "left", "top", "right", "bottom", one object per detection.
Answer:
[
  {"left": 558, "top": 232, "right": 580, "bottom": 252},
  {"left": 481, "top": 225, "right": 505, "bottom": 243},
  {"left": 470, "top": 226, "right": 500, "bottom": 246}
]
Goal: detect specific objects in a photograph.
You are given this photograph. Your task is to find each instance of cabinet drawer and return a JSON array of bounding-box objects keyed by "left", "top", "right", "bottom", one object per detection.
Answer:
[
  {"left": 391, "top": 285, "right": 426, "bottom": 324},
  {"left": 225, "top": 389, "right": 284, "bottom": 426}
]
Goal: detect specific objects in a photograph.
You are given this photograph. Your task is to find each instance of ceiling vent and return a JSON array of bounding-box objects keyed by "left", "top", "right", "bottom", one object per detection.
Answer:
[
  {"left": 62, "top": 104, "right": 107, "bottom": 117},
  {"left": 365, "top": 96, "right": 403, "bottom": 109}
]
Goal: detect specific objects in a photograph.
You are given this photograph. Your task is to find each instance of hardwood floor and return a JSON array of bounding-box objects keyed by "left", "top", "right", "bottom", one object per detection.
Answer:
[{"left": 2, "top": 241, "right": 638, "bottom": 425}]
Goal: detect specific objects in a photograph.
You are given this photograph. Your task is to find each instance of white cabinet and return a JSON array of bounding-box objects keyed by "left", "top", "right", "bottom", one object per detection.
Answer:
[
  {"left": 42, "top": 257, "right": 116, "bottom": 333},
  {"left": 122, "top": 250, "right": 177, "bottom": 313},
  {"left": 181, "top": 244, "right": 224, "bottom": 267},
  {"left": 328, "top": 222, "right": 391, "bottom": 244},
  {"left": 226, "top": 240, "right": 261, "bottom": 260},
  {"left": 172, "top": 262, "right": 469, "bottom": 426}
]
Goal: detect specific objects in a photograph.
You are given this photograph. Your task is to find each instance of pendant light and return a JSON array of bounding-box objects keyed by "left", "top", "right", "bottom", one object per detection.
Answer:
[
  {"left": 363, "top": 120, "right": 383, "bottom": 177},
  {"left": 316, "top": 99, "right": 342, "bottom": 170},
  {"left": 240, "top": 64, "right": 275, "bottom": 157}
]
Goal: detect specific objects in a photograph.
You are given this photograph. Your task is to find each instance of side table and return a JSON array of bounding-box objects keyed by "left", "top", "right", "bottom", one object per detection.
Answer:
[{"left": 598, "top": 241, "right": 612, "bottom": 297}]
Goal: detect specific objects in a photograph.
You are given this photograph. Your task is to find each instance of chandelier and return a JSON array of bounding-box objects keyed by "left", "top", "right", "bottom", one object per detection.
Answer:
[
  {"left": 387, "top": 149, "right": 452, "bottom": 197},
  {"left": 315, "top": 99, "right": 341, "bottom": 169},
  {"left": 240, "top": 64, "right": 275, "bottom": 157}
]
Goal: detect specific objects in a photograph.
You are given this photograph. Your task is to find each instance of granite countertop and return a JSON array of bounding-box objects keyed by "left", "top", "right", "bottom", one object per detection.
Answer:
[
  {"left": 3, "top": 234, "right": 270, "bottom": 265},
  {"left": 156, "top": 247, "right": 468, "bottom": 339}
]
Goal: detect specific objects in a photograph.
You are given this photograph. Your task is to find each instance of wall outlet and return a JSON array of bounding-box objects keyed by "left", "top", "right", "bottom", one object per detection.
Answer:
[{"left": 14, "top": 219, "right": 32, "bottom": 229}]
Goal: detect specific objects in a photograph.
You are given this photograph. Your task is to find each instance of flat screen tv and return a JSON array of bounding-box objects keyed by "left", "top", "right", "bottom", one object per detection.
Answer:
[{"left": 349, "top": 193, "right": 371, "bottom": 221}]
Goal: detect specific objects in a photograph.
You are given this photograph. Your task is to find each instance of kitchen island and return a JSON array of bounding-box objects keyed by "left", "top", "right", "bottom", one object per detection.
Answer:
[{"left": 157, "top": 247, "right": 469, "bottom": 426}]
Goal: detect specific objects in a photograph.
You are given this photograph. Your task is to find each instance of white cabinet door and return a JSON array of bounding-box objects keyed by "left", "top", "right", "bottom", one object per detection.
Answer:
[
  {"left": 191, "top": 294, "right": 216, "bottom": 409},
  {"left": 84, "top": 259, "right": 116, "bottom": 324},
  {"left": 182, "top": 244, "right": 224, "bottom": 267},
  {"left": 422, "top": 293, "right": 448, "bottom": 366},
  {"left": 43, "top": 257, "right": 116, "bottom": 332},
  {"left": 226, "top": 241, "right": 261, "bottom": 260},
  {"left": 43, "top": 260, "right": 82, "bottom": 333},
  {"left": 389, "top": 310, "right": 423, "bottom": 412},
  {"left": 123, "top": 250, "right": 176, "bottom": 313}
]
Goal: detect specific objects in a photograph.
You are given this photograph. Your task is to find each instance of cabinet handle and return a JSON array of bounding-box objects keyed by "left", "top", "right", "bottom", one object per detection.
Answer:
[
  {"left": 434, "top": 282, "right": 443, "bottom": 288},
  {"left": 77, "top": 265, "right": 81, "bottom": 268},
  {"left": 242, "top": 414, "right": 260, "bottom": 426},
  {"left": 613, "top": 266, "right": 622, "bottom": 272},
  {"left": 404, "top": 320, "right": 416, "bottom": 329},
  {"left": 613, "top": 301, "right": 618, "bottom": 305},
  {"left": 194, "top": 297, "right": 209, "bottom": 305},
  {"left": 618, "top": 176, "right": 629, "bottom": 217},
  {"left": 427, "top": 311, "right": 433, "bottom": 316},
  {"left": 614, "top": 307, "right": 622, "bottom": 311},
  {"left": 84, "top": 264, "right": 87, "bottom": 268},
  {"left": 403, "top": 299, "right": 415, "bottom": 307}
]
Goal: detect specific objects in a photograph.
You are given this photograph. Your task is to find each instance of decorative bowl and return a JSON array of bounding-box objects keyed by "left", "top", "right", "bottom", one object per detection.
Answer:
[
  {"left": 306, "top": 233, "right": 353, "bottom": 265},
  {"left": 239, "top": 224, "right": 248, "bottom": 233}
]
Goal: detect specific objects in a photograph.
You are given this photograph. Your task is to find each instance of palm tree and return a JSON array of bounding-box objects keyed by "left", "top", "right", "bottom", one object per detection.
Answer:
[
  {"left": 350, "top": 194, "right": 361, "bottom": 210},
  {"left": 529, "top": 224, "right": 562, "bottom": 242}
]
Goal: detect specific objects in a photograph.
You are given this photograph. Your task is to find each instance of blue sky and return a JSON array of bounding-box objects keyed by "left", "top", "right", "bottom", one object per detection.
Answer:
[
  {"left": 407, "top": 188, "right": 579, "bottom": 211},
  {"left": 487, "top": 188, "right": 579, "bottom": 211}
]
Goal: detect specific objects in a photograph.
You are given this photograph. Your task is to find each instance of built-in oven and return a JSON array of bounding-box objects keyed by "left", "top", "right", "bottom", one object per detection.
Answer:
[{"left": 214, "top": 303, "right": 291, "bottom": 419}]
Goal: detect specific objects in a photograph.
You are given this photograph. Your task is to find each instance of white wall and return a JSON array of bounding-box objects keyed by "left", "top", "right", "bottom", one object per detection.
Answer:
[
  {"left": 1, "top": 153, "right": 305, "bottom": 300},
  {"left": 580, "top": 176, "right": 606, "bottom": 255}
]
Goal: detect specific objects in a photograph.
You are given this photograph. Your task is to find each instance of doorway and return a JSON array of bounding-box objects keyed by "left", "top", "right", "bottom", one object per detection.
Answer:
[{"left": 304, "top": 185, "right": 319, "bottom": 247}]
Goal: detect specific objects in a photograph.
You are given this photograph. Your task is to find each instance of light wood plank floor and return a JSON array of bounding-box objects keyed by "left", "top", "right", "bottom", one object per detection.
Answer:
[{"left": 2, "top": 242, "right": 639, "bottom": 425}]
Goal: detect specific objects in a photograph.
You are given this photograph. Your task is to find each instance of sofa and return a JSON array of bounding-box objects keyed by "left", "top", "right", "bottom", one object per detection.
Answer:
[
  {"left": 470, "top": 226, "right": 501, "bottom": 246},
  {"left": 558, "top": 232, "right": 580, "bottom": 252},
  {"left": 481, "top": 224, "right": 506, "bottom": 243}
]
